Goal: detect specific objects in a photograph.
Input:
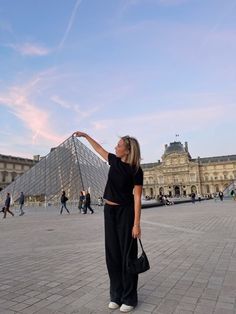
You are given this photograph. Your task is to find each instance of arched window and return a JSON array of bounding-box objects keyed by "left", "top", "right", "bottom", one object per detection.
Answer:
[
  {"left": 191, "top": 185, "right": 197, "bottom": 193},
  {"left": 174, "top": 186, "right": 180, "bottom": 196}
]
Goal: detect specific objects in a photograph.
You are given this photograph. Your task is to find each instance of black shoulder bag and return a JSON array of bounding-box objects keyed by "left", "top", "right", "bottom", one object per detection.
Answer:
[{"left": 126, "top": 238, "right": 150, "bottom": 274}]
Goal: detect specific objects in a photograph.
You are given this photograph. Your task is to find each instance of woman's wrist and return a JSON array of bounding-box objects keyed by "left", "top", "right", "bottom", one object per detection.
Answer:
[{"left": 133, "top": 223, "right": 140, "bottom": 227}]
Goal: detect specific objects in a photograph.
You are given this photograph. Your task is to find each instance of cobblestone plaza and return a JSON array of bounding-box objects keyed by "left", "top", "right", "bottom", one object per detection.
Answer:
[{"left": 1, "top": 200, "right": 236, "bottom": 314}]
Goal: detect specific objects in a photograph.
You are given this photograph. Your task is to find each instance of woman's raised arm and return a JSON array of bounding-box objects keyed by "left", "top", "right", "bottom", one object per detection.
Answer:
[{"left": 73, "top": 131, "right": 109, "bottom": 161}]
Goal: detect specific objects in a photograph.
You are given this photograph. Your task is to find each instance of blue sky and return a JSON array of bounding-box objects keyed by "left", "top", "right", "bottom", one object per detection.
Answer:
[{"left": 0, "top": 0, "right": 236, "bottom": 163}]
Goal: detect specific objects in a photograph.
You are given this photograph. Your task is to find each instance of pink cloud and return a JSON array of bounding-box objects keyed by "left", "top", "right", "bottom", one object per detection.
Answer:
[
  {"left": 51, "top": 94, "right": 101, "bottom": 119},
  {"left": 8, "top": 42, "right": 50, "bottom": 56},
  {"left": 0, "top": 80, "right": 63, "bottom": 147}
]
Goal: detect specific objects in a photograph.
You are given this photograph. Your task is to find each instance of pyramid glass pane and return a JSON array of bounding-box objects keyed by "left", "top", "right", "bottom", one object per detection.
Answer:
[{"left": 0, "top": 136, "right": 109, "bottom": 206}]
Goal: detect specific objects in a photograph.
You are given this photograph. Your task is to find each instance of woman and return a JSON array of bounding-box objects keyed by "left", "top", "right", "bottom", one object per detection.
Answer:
[
  {"left": 60, "top": 191, "right": 70, "bottom": 214},
  {"left": 73, "top": 131, "right": 143, "bottom": 313},
  {"left": 3, "top": 192, "right": 14, "bottom": 219},
  {"left": 85, "top": 191, "right": 94, "bottom": 214},
  {"left": 19, "top": 192, "right": 25, "bottom": 216}
]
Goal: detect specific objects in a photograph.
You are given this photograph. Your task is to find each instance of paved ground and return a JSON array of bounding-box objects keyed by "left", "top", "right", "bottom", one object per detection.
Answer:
[{"left": 1, "top": 200, "right": 236, "bottom": 314}]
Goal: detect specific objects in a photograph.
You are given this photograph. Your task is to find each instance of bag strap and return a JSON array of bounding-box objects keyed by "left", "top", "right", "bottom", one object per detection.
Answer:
[
  {"left": 138, "top": 238, "right": 145, "bottom": 252},
  {"left": 127, "top": 238, "right": 145, "bottom": 256}
]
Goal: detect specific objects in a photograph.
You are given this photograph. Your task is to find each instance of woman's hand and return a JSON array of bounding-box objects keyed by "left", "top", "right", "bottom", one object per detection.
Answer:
[
  {"left": 132, "top": 225, "right": 141, "bottom": 238},
  {"left": 72, "top": 131, "right": 109, "bottom": 161},
  {"left": 73, "top": 131, "right": 87, "bottom": 138}
]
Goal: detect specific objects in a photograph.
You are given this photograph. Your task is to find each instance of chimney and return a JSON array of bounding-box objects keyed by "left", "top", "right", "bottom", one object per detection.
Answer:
[
  {"left": 185, "top": 141, "right": 188, "bottom": 152},
  {"left": 33, "top": 155, "right": 40, "bottom": 161}
]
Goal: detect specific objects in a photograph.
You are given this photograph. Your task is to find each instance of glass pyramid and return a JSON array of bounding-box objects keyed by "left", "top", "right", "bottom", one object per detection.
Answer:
[
  {"left": 223, "top": 180, "right": 236, "bottom": 197},
  {"left": 0, "top": 136, "right": 109, "bottom": 207}
]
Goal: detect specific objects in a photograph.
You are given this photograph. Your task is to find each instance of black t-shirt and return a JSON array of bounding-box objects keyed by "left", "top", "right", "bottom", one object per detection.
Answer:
[
  {"left": 103, "top": 153, "right": 143, "bottom": 205},
  {"left": 86, "top": 193, "right": 91, "bottom": 204},
  {"left": 61, "top": 195, "right": 68, "bottom": 203}
]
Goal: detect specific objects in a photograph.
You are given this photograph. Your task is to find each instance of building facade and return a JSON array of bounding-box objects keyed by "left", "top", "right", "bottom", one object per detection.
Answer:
[
  {"left": 142, "top": 141, "right": 236, "bottom": 198},
  {"left": 0, "top": 154, "right": 39, "bottom": 191}
]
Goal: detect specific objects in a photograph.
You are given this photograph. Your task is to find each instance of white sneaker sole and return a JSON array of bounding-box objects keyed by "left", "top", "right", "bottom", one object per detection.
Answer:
[
  {"left": 108, "top": 302, "right": 120, "bottom": 309},
  {"left": 120, "top": 304, "right": 134, "bottom": 312}
]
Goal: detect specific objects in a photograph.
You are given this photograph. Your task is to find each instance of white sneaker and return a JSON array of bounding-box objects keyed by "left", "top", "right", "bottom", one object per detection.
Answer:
[
  {"left": 108, "top": 302, "right": 120, "bottom": 309},
  {"left": 120, "top": 304, "right": 134, "bottom": 312}
]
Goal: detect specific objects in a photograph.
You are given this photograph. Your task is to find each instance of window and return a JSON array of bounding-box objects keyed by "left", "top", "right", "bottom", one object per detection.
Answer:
[
  {"left": 173, "top": 176, "right": 178, "bottom": 183},
  {"left": 173, "top": 158, "right": 178, "bottom": 164},
  {"left": 190, "top": 173, "right": 196, "bottom": 182}
]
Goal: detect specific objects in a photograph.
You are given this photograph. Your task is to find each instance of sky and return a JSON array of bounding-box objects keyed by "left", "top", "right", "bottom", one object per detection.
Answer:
[{"left": 0, "top": 0, "right": 236, "bottom": 163}]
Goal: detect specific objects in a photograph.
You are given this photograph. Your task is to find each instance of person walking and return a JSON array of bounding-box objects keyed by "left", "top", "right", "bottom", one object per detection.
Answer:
[
  {"left": 60, "top": 191, "right": 70, "bottom": 214},
  {"left": 19, "top": 192, "right": 25, "bottom": 216},
  {"left": 73, "top": 131, "right": 143, "bottom": 313},
  {"left": 3, "top": 192, "right": 14, "bottom": 219},
  {"left": 191, "top": 192, "right": 196, "bottom": 204},
  {"left": 78, "top": 191, "right": 85, "bottom": 213},
  {"left": 85, "top": 191, "right": 94, "bottom": 214},
  {"left": 231, "top": 190, "right": 236, "bottom": 200},
  {"left": 219, "top": 191, "right": 224, "bottom": 201}
]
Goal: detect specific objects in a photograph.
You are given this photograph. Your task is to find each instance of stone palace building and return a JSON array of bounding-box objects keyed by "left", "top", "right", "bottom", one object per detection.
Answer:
[
  {"left": 142, "top": 141, "right": 236, "bottom": 198},
  {"left": 0, "top": 154, "right": 39, "bottom": 191}
]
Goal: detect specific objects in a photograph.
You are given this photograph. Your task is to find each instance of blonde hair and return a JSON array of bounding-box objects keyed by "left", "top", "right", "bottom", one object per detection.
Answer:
[{"left": 121, "top": 135, "right": 141, "bottom": 169}]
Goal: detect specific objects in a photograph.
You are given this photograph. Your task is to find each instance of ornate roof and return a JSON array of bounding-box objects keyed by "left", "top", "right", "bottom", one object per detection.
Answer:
[
  {"left": 163, "top": 141, "right": 186, "bottom": 155},
  {"left": 142, "top": 162, "right": 160, "bottom": 169},
  {"left": 193, "top": 155, "right": 236, "bottom": 163}
]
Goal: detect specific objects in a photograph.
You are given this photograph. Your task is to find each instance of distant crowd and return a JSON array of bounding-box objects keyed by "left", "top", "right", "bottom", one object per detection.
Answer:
[
  {"left": 144, "top": 190, "right": 236, "bottom": 206},
  {"left": 1, "top": 190, "right": 105, "bottom": 219},
  {"left": 1, "top": 189, "right": 236, "bottom": 219}
]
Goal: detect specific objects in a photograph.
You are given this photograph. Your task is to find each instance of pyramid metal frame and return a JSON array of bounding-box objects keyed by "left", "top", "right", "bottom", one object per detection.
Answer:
[
  {"left": 223, "top": 180, "right": 236, "bottom": 197},
  {"left": 0, "top": 136, "right": 109, "bottom": 207}
]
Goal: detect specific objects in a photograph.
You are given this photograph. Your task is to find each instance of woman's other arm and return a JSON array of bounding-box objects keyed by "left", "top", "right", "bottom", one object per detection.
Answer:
[{"left": 132, "top": 185, "right": 142, "bottom": 238}]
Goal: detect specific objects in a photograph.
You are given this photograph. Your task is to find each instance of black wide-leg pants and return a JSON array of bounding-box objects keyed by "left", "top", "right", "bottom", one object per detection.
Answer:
[{"left": 104, "top": 203, "right": 138, "bottom": 307}]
